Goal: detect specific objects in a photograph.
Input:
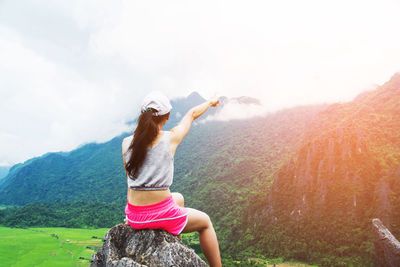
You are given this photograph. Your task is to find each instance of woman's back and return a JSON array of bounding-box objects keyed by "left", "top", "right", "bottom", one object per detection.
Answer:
[{"left": 124, "top": 131, "right": 173, "bottom": 191}]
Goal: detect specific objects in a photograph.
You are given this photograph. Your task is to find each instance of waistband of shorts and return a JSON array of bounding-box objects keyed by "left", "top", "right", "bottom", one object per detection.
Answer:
[{"left": 126, "top": 195, "right": 173, "bottom": 212}]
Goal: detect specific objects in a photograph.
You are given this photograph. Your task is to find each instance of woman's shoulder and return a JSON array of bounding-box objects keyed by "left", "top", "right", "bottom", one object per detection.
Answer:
[
  {"left": 123, "top": 135, "right": 133, "bottom": 141},
  {"left": 123, "top": 135, "right": 133, "bottom": 144},
  {"left": 122, "top": 135, "right": 133, "bottom": 153}
]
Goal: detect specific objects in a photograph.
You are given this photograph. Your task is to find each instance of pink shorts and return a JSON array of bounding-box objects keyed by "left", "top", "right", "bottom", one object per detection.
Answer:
[{"left": 125, "top": 195, "right": 189, "bottom": 236}]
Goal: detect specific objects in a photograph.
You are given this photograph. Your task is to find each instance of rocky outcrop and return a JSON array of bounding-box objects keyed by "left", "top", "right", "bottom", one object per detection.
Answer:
[
  {"left": 267, "top": 128, "right": 379, "bottom": 222},
  {"left": 91, "top": 224, "right": 207, "bottom": 267},
  {"left": 372, "top": 218, "right": 400, "bottom": 267}
]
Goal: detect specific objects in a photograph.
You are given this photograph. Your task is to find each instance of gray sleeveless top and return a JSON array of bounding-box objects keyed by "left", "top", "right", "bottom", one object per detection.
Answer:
[{"left": 124, "top": 131, "right": 174, "bottom": 191}]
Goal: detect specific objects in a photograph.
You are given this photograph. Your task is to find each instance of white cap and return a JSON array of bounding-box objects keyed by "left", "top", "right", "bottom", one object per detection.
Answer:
[{"left": 141, "top": 91, "right": 172, "bottom": 116}]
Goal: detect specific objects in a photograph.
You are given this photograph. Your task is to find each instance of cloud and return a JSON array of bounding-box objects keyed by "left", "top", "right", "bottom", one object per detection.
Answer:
[
  {"left": 203, "top": 100, "right": 268, "bottom": 122},
  {"left": 0, "top": 23, "right": 133, "bottom": 165},
  {"left": 1, "top": 0, "right": 400, "bottom": 165}
]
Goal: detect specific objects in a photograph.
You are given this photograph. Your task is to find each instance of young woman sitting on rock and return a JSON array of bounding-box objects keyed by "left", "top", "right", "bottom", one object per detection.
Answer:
[{"left": 122, "top": 91, "right": 221, "bottom": 267}]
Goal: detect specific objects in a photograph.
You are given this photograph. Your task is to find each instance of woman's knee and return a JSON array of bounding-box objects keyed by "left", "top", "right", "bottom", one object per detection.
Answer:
[
  {"left": 197, "top": 211, "right": 212, "bottom": 230},
  {"left": 204, "top": 213, "right": 212, "bottom": 228},
  {"left": 172, "top": 192, "right": 184, "bottom": 207},
  {"left": 183, "top": 208, "right": 212, "bottom": 233}
]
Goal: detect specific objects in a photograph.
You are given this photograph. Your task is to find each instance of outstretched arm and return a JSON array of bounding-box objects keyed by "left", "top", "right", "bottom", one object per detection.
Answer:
[{"left": 170, "top": 95, "right": 219, "bottom": 155}]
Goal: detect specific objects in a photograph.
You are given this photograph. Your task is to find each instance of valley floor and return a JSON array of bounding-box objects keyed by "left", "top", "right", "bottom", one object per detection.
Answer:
[
  {"left": 0, "top": 227, "right": 317, "bottom": 267},
  {"left": 0, "top": 226, "right": 107, "bottom": 267}
]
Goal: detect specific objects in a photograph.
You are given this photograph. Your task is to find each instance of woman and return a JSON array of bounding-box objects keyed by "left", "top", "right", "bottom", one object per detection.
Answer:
[{"left": 122, "top": 91, "right": 221, "bottom": 267}]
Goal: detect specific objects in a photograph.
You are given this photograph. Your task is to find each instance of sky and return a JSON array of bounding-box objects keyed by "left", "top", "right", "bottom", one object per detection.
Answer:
[{"left": 1, "top": 0, "right": 400, "bottom": 166}]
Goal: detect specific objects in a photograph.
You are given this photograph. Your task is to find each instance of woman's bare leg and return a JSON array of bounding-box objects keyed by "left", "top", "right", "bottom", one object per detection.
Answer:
[
  {"left": 182, "top": 208, "right": 221, "bottom": 267},
  {"left": 172, "top": 192, "right": 221, "bottom": 266}
]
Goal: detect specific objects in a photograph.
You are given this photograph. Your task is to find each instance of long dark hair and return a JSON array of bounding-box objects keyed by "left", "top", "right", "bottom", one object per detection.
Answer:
[{"left": 125, "top": 108, "right": 169, "bottom": 179}]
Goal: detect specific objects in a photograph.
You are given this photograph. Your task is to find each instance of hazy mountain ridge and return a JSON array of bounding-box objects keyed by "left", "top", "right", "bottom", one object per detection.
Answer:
[{"left": 0, "top": 92, "right": 265, "bottom": 205}]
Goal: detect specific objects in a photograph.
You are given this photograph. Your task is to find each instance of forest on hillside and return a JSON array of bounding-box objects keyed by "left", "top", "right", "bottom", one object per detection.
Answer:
[{"left": 248, "top": 73, "right": 400, "bottom": 266}]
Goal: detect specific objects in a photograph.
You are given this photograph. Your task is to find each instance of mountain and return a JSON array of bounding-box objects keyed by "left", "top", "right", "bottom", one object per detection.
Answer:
[
  {"left": 0, "top": 92, "right": 272, "bottom": 206},
  {"left": 250, "top": 73, "right": 400, "bottom": 266},
  {"left": 164, "top": 92, "right": 208, "bottom": 129},
  {"left": 0, "top": 138, "right": 125, "bottom": 204},
  {"left": 124, "top": 91, "right": 207, "bottom": 128},
  {"left": 0, "top": 92, "right": 205, "bottom": 205}
]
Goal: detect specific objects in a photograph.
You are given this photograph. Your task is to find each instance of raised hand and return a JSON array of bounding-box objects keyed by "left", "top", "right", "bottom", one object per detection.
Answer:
[{"left": 209, "top": 94, "right": 219, "bottom": 107}]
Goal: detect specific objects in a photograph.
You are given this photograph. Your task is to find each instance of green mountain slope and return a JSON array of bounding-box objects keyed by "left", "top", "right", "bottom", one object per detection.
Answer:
[
  {"left": 0, "top": 93, "right": 209, "bottom": 205},
  {"left": 0, "top": 137, "right": 126, "bottom": 204},
  {"left": 252, "top": 73, "right": 400, "bottom": 266}
]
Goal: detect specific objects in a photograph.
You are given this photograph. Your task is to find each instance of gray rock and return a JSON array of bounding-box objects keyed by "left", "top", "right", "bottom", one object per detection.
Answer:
[
  {"left": 90, "top": 224, "right": 207, "bottom": 267},
  {"left": 372, "top": 218, "right": 400, "bottom": 267}
]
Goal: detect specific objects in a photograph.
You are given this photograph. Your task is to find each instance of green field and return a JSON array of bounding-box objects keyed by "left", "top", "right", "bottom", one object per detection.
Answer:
[
  {"left": 0, "top": 226, "right": 108, "bottom": 267},
  {"left": 0, "top": 227, "right": 317, "bottom": 267}
]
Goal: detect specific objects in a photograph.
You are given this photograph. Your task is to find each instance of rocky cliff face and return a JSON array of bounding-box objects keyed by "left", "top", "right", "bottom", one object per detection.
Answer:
[
  {"left": 91, "top": 224, "right": 207, "bottom": 267},
  {"left": 269, "top": 128, "right": 380, "bottom": 221},
  {"left": 372, "top": 218, "right": 400, "bottom": 267}
]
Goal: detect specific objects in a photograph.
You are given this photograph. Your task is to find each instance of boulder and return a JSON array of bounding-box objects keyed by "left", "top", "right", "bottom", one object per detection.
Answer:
[
  {"left": 90, "top": 224, "right": 207, "bottom": 267},
  {"left": 372, "top": 218, "right": 400, "bottom": 267}
]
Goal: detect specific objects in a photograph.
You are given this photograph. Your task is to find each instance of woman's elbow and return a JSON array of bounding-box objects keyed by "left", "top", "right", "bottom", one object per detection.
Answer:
[{"left": 183, "top": 109, "right": 196, "bottom": 123}]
